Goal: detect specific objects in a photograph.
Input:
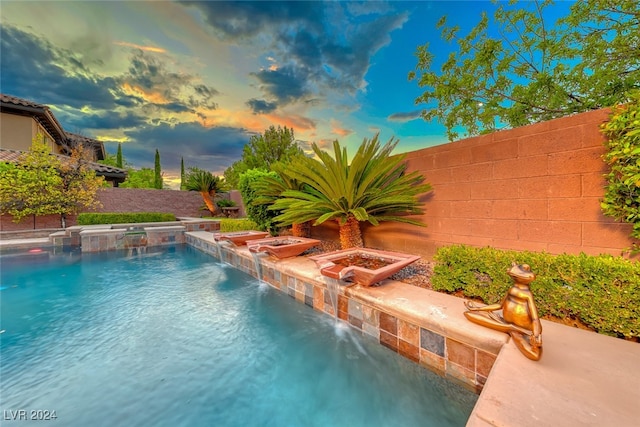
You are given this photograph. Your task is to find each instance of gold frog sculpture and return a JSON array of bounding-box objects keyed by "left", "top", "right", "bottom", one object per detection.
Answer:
[{"left": 464, "top": 263, "right": 543, "bottom": 361}]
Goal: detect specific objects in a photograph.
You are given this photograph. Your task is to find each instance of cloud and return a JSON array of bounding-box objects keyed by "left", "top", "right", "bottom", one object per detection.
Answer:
[
  {"left": 122, "top": 122, "right": 250, "bottom": 173},
  {"left": 329, "top": 119, "right": 353, "bottom": 137},
  {"left": 0, "top": 24, "right": 121, "bottom": 110},
  {"left": 114, "top": 41, "right": 167, "bottom": 53},
  {"left": 246, "top": 98, "right": 278, "bottom": 114},
  {"left": 387, "top": 110, "right": 423, "bottom": 122},
  {"left": 182, "top": 1, "right": 408, "bottom": 107},
  {"left": 64, "top": 111, "right": 148, "bottom": 131},
  {"left": 179, "top": 1, "right": 324, "bottom": 41},
  {"left": 250, "top": 66, "right": 311, "bottom": 104}
]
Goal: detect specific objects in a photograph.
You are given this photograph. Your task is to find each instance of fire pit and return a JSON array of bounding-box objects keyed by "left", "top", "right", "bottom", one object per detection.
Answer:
[
  {"left": 308, "top": 248, "right": 420, "bottom": 287},
  {"left": 212, "top": 231, "right": 269, "bottom": 246},
  {"left": 247, "top": 236, "right": 320, "bottom": 259}
]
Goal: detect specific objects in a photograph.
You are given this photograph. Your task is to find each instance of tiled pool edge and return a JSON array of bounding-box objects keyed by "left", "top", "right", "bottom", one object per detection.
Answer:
[{"left": 186, "top": 231, "right": 507, "bottom": 393}]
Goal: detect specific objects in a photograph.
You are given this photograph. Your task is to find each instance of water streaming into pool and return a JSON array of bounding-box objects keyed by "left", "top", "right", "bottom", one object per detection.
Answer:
[{"left": 0, "top": 246, "right": 477, "bottom": 426}]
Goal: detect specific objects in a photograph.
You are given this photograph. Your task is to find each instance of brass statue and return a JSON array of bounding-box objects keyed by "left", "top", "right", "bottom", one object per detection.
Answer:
[{"left": 464, "top": 263, "right": 542, "bottom": 361}]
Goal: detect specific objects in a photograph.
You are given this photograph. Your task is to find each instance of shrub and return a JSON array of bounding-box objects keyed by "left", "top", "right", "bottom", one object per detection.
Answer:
[
  {"left": 219, "top": 218, "right": 258, "bottom": 232},
  {"left": 77, "top": 212, "right": 176, "bottom": 225},
  {"left": 433, "top": 245, "right": 640, "bottom": 340},
  {"left": 216, "top": 198, "right": 236, "bottom": 208},
  {"left": 238, "top": 169, "right": 280, "bottom": 234}
]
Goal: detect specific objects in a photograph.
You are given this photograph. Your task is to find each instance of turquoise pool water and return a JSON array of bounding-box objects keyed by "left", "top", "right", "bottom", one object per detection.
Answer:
[{"left": 0, "top": 246, "right": 477, "bottom": 426}]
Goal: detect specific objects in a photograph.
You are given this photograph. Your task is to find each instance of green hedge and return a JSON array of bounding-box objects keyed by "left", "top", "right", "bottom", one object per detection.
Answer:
[
  {"left": 77, "top": 212, "right": 176, "bottom": 225},
  {"left": 219, "top": 218, "right": 258, "bottom": 232},
  {"left": 433, "top": 245, "right": 640, "bottom": 340}
]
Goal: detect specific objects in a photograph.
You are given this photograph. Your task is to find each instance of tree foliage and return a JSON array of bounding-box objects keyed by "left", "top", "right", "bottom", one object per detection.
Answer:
[
  {"left": 0, "top": 135, "right": 103, "bottom": 226},
  {"left": 409, "top": 0, "right": 640, "bottom": 140},
  {"left": 601, "top": 91, "right": 640, "bottom": 243},
  {"left": 154, "top": 149, "right": 163, "bottom": 189},
  {"left": 180, "top": 157, "right": 185, "bottom": 191},
  {"left": 224, "top": 125, "right": 303, "bottom": 188},
  {"left": 116, "top": 143, "right": 123, "bottom": 168},
  {"left": 252, "top": 156, "right": 311, "bottom": 236},
  {"left": 270, "top": 135, "right": 432, "bottom": 249},
  {"left": 120, "top": 168, "right": 156, "bottom": 188},
  {"left": 238, "top": 169, "right": 281, "bottom": 234}
]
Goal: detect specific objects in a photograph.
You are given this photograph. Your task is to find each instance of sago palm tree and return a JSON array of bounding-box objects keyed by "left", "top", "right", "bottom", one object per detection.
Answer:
[
  {"left": 185, "top": 167, "right": 225, "bottom": 216},
  {"left": 271, "top": 134, "right": 432, "bottom": 249}
]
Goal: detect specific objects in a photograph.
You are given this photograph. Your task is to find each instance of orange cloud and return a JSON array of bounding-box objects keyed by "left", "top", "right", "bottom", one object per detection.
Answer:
[
  {"left": 114, "top": 41, "right": 167, "bottom": 53},
  {"left": 121, "top": 82, "right": 169, "bottom": 104},
  {"left": 266, "top": 113, "right": 317, "bottom": 132},
  {"left": 330, "top": 119, "right": 352, "bottom": 137}
]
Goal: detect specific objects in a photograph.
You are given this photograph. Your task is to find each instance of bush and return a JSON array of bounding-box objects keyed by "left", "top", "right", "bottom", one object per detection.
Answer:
[
  {"left": 77, "top": 212, "right": 176, "bottom": 225},
  {"left": 219, "top": 218, "right": 258, "bottom": 232},
  {"left": 216, "top": 198, "right": 236, "bottom": 208},
  {"left": 238, "top": 169, "right": 280, "bottom": 234},
  {"left": 433, "top": 245, "right": 640, "bottom": 340}
]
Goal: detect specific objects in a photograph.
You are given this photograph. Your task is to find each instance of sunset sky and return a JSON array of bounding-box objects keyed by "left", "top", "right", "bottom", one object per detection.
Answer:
[{"left": 1, "top": 1, "right": 572, "bottom": 188}]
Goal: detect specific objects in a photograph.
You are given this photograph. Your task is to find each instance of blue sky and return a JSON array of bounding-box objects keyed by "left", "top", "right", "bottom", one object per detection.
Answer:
[{"left": 1, "top": 1, "right": 572, "bottom": 187}]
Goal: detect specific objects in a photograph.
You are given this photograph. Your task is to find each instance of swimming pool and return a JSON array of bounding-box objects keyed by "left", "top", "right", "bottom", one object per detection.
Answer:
[{"left": 0, "top": 246, "right": 477, "bottom": 426}]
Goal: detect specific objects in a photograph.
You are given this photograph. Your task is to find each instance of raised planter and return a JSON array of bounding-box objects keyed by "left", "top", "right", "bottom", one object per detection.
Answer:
[
  {"left": 212, "top": 230, "right": 269, "bottom": 246},
  {"left": 247, "top": 236, "right": 320, "bottom": 259},
  {"left": 309, "top": 247, "right": 420, "bottom": 287}
]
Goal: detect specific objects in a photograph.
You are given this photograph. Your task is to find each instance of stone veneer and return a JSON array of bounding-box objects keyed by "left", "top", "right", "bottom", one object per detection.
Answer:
[
  {"left": 186, "top": 231, "right": 507, "bottom": 393},
  {"left": 50, "top": 220, "right": 220, "bottom": 252}
]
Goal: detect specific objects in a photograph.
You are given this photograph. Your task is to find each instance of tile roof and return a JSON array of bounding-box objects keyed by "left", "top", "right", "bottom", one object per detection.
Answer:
[
  {"left": 0, "top": 94, "right": 48, "bottom": 108},
  {"left": 0, "top": 148, "right": 127, "bottom": 180}
]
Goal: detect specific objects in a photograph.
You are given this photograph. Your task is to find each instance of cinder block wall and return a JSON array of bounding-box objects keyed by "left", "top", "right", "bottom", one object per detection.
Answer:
[
  {"left": 1, "top": 188, "right": 206, "bottom": 231},
  {"left": 359, "top": 108, "right": 636, "bottom": 259},
  {"left": 95, "top": 188, "right": 205, "bottom": 217}
]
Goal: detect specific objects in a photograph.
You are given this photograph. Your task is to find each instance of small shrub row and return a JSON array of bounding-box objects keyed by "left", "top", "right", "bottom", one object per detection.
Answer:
[
  {"left": 219, "top": 218, "right": 258, "bottom": 232},
  {"left": 432, "top": 245, "right": 640, "bottom": 340},
  {"left": 77, "top": 212, "right": 176, "bottom": 225}
]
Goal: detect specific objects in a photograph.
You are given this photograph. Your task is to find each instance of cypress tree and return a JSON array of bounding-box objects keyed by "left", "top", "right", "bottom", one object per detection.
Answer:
[
  {"left": 116, "top": 143, "right": 123, "bottom": 168},
  {"left": 154, "top": 149, "right": 163, "bottom": 189},
  {"left": 180, "top": 157, "right": 185, "bottom": 190}
]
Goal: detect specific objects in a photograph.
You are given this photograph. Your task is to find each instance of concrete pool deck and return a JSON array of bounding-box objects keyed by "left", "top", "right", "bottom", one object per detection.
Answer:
[{"left": 2, "top": 236, "right": 639, "bottom": 426}]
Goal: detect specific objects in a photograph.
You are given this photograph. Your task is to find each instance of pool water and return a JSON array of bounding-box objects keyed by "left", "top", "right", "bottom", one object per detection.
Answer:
[{"left": 0, "top": 246, "right": 477, "bottom": 426}]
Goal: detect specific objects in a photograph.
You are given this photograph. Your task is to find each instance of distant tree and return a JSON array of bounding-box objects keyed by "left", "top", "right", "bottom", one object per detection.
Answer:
[
  {"left": 100, "top": 145, "right": 129, "bottom": 169},
  {"left": 154, "top": 149, "right": 163, "bottom": 189},
  {"left": 271, "top": 135, "right": 432, "bottom": 249},
  {"left": 116, "top": 143, "right": 123, "bottom": 168},
  {"left": 120, "top": 168, "right": 156, "bottom": 188},
  {"left": 184, "top": 167, "right": 226, "bottom": 216},
  {"left": 224, "top": 125, "right": 303, "bottom": 188},
  {"left": 0, "top": 134, "right": 103, "bottom": 227},
  {"left": 180, "top": 157, "right": 185, "bottom": 190},
  {"left": 409, "top": 0, "right": 640, "bottom": 140}
]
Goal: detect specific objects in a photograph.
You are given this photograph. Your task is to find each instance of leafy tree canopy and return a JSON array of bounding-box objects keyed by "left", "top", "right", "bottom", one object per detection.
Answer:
[
  {"left": 409, "top": 0, "right": 640, "bottom": 141},
  {"left": 0, "top": 135, "right": 103, "bottom": 226},
  {"left": 224, "top": 125, "right": 303, "bottom": 188},
  {"left": 120, "top": 168, "right": 156, "bottom": 189}
]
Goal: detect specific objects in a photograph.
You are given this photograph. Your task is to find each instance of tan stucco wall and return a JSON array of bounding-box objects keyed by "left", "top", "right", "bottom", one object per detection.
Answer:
[{"left": 0, "top": 113, "right": 58, "bottom": 153}]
